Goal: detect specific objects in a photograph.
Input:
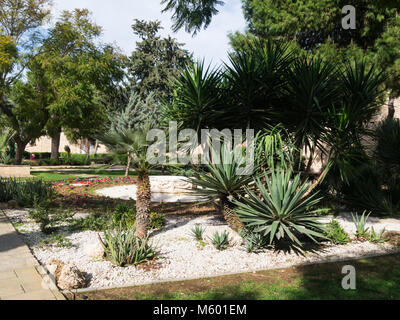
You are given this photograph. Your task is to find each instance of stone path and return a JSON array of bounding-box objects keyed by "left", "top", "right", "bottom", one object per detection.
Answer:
[{"left": 0, "top": 211, "right": 64, "bottom": 300}]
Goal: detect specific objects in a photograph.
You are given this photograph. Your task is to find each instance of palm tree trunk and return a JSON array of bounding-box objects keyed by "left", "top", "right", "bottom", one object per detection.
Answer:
[
  {"left": 135, "top": 171, "right": 151, "bottom": 238},
  {"left": 125, "top": 152, "right": 131, "bottom": 177},
  {"left": 220, "top": 197, "right": 243, "bottom": 231}
]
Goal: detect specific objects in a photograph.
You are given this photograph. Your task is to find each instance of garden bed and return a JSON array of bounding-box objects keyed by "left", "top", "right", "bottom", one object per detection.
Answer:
[{"left": 4, "top": 209, "right": 400, "bottom": 290}]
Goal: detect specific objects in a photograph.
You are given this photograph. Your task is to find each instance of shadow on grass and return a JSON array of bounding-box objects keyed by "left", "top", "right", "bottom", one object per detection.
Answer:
[{"left": 76, "top": 253, "right": 400, "bottom": 300}]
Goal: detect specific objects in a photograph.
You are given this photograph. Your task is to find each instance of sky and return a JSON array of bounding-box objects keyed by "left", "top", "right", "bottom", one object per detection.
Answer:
[{"left": 50, "top": 0, "right": 247, "bottom": 66}]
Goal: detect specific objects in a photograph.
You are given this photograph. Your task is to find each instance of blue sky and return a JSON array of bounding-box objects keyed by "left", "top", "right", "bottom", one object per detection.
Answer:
[{"left": 50, "top": 0, "right": 247, "bottom": 66}]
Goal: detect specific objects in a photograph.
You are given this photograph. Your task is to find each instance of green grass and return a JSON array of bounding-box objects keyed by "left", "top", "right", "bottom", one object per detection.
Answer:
[
  {"left": 74, "top": 253, "right": 400, "bottom": 300},
  {"left": 31, "top": 170, "right": 139, "bottom": 182},
  {"left": 31, "top": 169, "right": 167, "bottom": 182}
]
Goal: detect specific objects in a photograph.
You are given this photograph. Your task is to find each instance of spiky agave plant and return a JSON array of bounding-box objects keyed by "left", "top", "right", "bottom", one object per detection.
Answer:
[
  {"left": 234, "top": 169, "right": 326, "bottom": 248},
  {"left": 188, "top": 143, "right": 256, "bottom": 231}
]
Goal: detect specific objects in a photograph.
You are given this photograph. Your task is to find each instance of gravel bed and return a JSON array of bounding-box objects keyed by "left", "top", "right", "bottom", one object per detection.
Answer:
[{"left": 3, "top": 209, "right": 400, "bottom": 289}]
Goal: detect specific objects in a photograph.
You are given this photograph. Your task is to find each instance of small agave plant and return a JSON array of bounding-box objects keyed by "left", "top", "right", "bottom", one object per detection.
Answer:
[
  {"left": 351, "top": 211, "right": 370, "bottom": 240},
  {"left": 210, "top": 231, "right": 231, "bottom": 250},
  {"left": 190, "top": 224, "right": 205, "bottom": 241}
]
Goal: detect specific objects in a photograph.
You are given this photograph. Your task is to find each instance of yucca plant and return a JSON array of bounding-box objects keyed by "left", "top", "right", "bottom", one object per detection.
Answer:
[
  {"left": 210, "top": 230, "right": 230, "bottom": 250},
  {"left": 162, "top": 60, "right": 223, "bottom": 135},
  {"left": 234, "top": 169, "right": 326, "bottom": 248},
  {"left": 189, "top": 144, "right": 256, "bottom": 230},
  {"left": 99, "top": 226, "right": 157, "bottom": 267},
  {"left": 351, "top": 211, "right": 370, "bottom": 239},
  {"left": 190, "top": 224, "right": 205, "bottom": 241}
]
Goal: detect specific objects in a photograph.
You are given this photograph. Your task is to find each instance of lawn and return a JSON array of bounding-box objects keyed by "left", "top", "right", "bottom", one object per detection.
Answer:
[
  {"left": 31, "top": 170, "right": 139, "bottom": 182},
  {"left": 72, "top": 253, "right": 400, "bottom": 300}
]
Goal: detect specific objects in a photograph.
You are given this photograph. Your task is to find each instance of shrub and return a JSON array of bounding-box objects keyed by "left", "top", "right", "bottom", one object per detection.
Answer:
[
  {"left": 112, "top": 203, "right": 136, "bottom": 229},
  {"left": 0, "top": 178, "right": 53, "bottom": 207},
  {"left": 341, "top": 166, "right": 400, "bottom": 216},
  {"left": 29, "top": 198, "right": 52, "bottom": 234},
  {"left": 148, "top": 212, "right": 165, "bottom": 229},
  {"left": 99, "top": 226, "right": 157, "bottom": 267},
  {"left": 324, "top": 220, "right": 350, "bottom": 245},
  {"left": 48, "top": 158, "right": 59, "bottom": 166},
  {"left": 69, "top": 212, "right": 110, "bottom": 232},
  {"left": 69, "top": 206, "right": 164, "bottom": 232},
  {"left": 210, "top": 231, "right": 230, "bottom": 250},
  {"left": 234, "top": 169, "right": 326, "bottom": 248}
]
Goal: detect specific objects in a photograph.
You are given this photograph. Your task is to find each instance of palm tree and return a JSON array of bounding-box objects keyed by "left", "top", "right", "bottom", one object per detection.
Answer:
[
  {"left": 98, "top": 125, "right": 156, "bottom": 238},
  {"left": 107, "top": 91, "right": 158, "bottom": 177}
]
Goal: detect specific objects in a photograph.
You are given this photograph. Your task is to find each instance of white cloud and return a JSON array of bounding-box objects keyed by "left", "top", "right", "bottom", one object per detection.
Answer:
[{"left": 50, "top": 0, "right": 246, "bottom": 66}]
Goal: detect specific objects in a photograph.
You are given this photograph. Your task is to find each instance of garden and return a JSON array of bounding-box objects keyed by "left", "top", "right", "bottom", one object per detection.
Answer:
[
  {"left": 1, "top": 0, "right": 400, "bottom": 300},
  {"left": 2, "top": 39, "right": 400, "bottom": 293}
]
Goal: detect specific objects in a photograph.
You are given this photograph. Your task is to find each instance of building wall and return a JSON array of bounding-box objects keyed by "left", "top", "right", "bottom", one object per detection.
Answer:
[{"left": 26, "top": 132, "right": 108, "bottom": 154}]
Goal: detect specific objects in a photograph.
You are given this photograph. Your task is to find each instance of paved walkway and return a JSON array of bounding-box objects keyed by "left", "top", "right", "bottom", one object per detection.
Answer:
[{"left": 0, "top": 211, "right": 64, "bottom": 300}]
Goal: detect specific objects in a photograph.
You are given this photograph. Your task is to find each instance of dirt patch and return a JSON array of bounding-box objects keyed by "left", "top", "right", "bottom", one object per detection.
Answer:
[{"left": 383, "top": 231, "right": 400, "bottom": 246}]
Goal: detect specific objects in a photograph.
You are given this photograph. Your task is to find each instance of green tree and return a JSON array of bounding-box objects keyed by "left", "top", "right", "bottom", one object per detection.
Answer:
[
  {"left": 237, "top": 0, "right": 400, "bottom": 116},
  {"left": 0, "top": 0, "right": 52, "bottom": 164},
  {"left": 129, "top": 19, "right": 192, "bottom": 105},
  {"left": 161, "top": 0, "right": 224, "bottom": 36},
  {"left": 6, "top": 57, "right": 52, "bottom": 164},
  {"left": 38, "top": 9, "right": 126, "bottom": 159}
]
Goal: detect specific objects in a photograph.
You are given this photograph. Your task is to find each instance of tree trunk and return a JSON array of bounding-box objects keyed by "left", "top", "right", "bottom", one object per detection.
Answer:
[
  {"left": 94, "top": 140, "right": 99, "bottom": 156},
  {"left": 125, "top": 152, "right": 131, "bottom": 177},
  {"left": 301, "top": 165, "right": 330, "bottom": 200},
  {"left": 85, "top": 139, "right": 91, "bottom": 164},
  {"left": 14, "top": 141, "right": 27, "bottom": 165},
  {"left": 135, "top": 171, "right": 151, "bottom": 238},
  {"left": 51, "top": 129, "right": 61, "bottom": 159},
  {"left": 388, "top": 97, "right": 395, "bottom": 119},
  {"left": 220, "top": 197, "right": 244, "bottom": 231}
]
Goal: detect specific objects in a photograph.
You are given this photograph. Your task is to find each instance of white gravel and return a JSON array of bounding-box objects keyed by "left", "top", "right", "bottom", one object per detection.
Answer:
[{"left": 4, "top": 209, "right": 400, "bottom": 290}]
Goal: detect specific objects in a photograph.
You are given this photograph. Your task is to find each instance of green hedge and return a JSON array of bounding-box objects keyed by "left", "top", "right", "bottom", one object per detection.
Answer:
[{"left": 0, "top": 178, "right": 53, "bottom": 206}]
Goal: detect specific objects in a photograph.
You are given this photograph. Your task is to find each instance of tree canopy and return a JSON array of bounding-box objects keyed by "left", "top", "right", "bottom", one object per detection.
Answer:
[{"left": 129, "top": 19, "right": 192, "bottom": 102}]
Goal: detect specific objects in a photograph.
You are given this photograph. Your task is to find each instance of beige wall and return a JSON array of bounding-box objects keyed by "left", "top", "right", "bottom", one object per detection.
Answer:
[{"left": 26, "top": 132, "right": 108, "bottom": 154}]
